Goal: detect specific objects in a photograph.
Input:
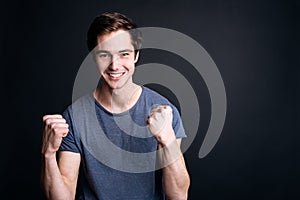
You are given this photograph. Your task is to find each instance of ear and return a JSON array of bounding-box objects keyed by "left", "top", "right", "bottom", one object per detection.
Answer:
[{"left": 134, "top": 51, "right": 140, "bottom": 63}]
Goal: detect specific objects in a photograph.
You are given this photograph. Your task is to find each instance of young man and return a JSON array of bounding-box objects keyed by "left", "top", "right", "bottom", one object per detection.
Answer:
[{"left": 41, "top": 12, "right": 190, "bottom": 199}]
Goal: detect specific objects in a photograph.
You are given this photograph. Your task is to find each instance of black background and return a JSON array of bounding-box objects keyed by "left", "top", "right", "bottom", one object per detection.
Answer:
[{"left": 1, "top": 0, "right": 299, "bottom": 199}]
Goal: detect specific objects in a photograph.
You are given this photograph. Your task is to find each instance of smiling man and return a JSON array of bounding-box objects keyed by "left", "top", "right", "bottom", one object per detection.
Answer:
[{"left": 41, "top": 12, "right": 190, "bottom": 200}]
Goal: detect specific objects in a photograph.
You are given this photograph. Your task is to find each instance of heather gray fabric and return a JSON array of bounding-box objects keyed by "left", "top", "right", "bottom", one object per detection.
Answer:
[{"left": 59, "top": 86, "right": 186, "bottom": 200}]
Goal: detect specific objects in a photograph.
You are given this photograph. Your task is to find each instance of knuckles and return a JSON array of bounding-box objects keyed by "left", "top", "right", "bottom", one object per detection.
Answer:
[
  {"left": 148, "top": 105, "right": 173, "bottom": 121},
  {"left": 147, "top": 105, "right": 173, "bottom": 132},
  {"left": 42, "top": 115, "right": 68, "bottom": 153},
  {"left": 43, "top": 115, "right": 69, "bottom": 137}
]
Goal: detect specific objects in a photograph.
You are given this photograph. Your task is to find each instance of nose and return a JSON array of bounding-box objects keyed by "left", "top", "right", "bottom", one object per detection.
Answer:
[{"left": 109, "top": 54, "right": 120, "bottom": 70}]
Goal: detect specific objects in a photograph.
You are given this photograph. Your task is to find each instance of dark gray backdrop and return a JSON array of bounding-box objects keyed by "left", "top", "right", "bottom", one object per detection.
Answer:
[{"left": 1, "top": 0, "right": 299, "bottom": 199}]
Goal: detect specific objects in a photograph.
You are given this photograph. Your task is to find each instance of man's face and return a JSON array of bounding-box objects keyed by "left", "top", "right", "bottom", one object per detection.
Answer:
[{"left": 94, "top": 29, "right": 139, "bottom": 90}]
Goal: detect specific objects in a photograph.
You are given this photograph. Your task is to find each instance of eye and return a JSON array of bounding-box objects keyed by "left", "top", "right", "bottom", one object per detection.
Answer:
[
  {"left": 96, "top": 51, "right": 113, "bottom": 60},
  {"left": 120, "top": 52, "right": 130, "bottom": 58},
  {"left": 99, "top": 53, "right": 110, "bottom": 58}
]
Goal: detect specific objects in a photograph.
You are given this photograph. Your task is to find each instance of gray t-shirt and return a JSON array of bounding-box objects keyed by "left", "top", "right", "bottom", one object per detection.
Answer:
[{"left": 60, "top": 86, "right": 186, "bottom": 200}]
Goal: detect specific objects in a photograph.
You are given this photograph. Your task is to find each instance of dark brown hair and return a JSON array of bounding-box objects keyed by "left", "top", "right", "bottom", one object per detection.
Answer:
[{"left": 87, "top": 12, "right": 142, "bottom": 54}]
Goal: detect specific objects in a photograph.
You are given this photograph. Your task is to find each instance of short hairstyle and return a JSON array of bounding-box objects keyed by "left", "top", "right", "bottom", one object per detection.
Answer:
[{"left": 87, "top": 12, "right": 142, "bottom": 54}]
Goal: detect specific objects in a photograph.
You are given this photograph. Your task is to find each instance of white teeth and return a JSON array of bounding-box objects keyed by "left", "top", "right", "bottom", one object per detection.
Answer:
[{"left": 109, "top": 73, "right": 123, "bottom": 78}]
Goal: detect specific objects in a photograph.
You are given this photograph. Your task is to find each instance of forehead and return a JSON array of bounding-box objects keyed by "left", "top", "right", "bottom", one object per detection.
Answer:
[{"left": 96, "top": 30, "right": 134, "bottom": 52}]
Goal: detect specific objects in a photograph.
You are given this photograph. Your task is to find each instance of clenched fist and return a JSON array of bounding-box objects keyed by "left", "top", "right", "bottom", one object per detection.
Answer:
[
  {"left": 41, "top": 114, "right": 69, "bottom": 156},
  {"left": 147, "top": 105, "right": 176, "bottom": 146}
]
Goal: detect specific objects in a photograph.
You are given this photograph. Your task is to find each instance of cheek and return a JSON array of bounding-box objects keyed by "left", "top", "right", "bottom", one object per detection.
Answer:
[
  {"left": 123, "top": 59, "right": 136, "bottom": 69},
  {"left": 96, "top": 65, "right": 107, "bottom": 76},
  {"left": 96, "top": 61, "right": 109, "bottom": 73}
]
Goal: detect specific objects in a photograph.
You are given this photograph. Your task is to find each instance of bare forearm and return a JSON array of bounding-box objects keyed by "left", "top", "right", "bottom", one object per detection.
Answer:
[
  {"left": 147, "top": 106, "right": 190, "bottom": 199},
  {"left": 163, "top": 156, "right": 190, "bottom": 200},
  {"left": 158, "top": 142, "right": 190, "bottom": 200},
  {"left": 41, "top": 154, "right": 73, "bottom": 200}
]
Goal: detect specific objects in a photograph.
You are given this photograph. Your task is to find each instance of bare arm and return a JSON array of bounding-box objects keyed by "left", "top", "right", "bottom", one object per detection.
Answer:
[
  {"left": 158, "top": 139, "right": 190, "bottom": 200},
  {"left": 148, "top": 106, "right": 190, "bottom": 200},
  {"left": 41, "top": 115, "right": 81, "bottom": 200}
]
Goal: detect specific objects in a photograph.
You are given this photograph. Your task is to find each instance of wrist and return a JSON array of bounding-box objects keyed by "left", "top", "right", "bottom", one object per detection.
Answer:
[
  {"left": 156, "top": 139, "right": 182, "bottom": 168},
  {"left": 42, "top": 151, "right": 57, "bottom": 160},
  {"left": 155, "top": 129, "right": 176, "bottom": 147}
]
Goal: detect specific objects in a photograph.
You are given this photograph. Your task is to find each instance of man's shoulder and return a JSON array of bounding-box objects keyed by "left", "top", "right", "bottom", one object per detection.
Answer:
[{"left": 142, "top": 86, "right": 169, "bottom": 102}]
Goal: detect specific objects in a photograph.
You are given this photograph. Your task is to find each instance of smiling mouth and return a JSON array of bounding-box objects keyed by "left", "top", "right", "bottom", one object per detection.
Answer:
[{"left": 108, "top": 72, "right": 125, "bottom": 78}]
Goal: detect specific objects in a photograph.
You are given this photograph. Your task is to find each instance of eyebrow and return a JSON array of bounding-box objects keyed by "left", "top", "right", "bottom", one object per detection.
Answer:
[
  {"left": 119, "top": 49, "right": 134, "bottom": 53},
  {"left": 95, "top": 49, "right": 134, "bottom": 54}
]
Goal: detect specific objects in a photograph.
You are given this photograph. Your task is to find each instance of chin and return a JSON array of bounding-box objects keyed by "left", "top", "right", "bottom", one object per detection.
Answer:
[{"left": 106, "top": 82, "right": 123, "bottom": 90}]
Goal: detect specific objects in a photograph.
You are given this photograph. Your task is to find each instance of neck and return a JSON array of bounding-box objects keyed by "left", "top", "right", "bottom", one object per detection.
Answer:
[{"left": 94, "top": 80, "right": 142, "bottom": 113}]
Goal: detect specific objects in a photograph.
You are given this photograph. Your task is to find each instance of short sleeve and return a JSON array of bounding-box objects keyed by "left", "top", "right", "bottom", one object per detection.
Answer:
[{"left": 59, "top": 107, "right": 81, "bottom": 153}]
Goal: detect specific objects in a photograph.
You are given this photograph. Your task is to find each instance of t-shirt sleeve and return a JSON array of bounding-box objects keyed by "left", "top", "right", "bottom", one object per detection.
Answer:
[
  {"left": 59, "top": 107, "right": 81, "bottom": 153},
  {"left": 170, "top": 104, "right": 187, "bottom": 139}
]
